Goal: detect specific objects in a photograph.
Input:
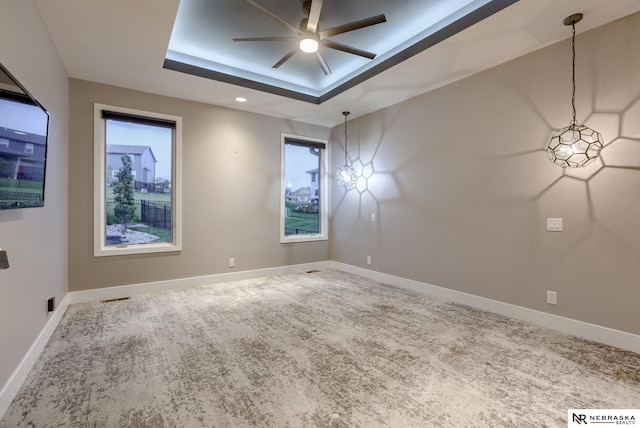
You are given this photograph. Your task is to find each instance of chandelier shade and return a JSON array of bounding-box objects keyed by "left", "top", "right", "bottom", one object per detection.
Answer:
[
  {"left": 547, "top": 124, "right": 603, "bottom": 168},
  {"left": 336, "top": 164, "right": 357, "bottom": 188},
  {"left": 546, "top": 13, "right": 604, "bottom": 168}
]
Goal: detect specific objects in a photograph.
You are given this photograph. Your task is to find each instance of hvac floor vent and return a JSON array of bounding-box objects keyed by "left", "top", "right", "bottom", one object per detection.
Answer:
[{"left": 102, "top": 297, "right": 131, "bottom": 303}]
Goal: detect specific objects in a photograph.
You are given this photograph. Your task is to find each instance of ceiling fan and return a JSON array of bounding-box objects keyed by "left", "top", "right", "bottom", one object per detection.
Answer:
[{"left": 233, "top": 0, "right": 387, "bottom": 75}]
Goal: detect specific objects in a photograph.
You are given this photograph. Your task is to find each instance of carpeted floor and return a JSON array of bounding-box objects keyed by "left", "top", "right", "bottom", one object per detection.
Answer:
[{"left": 2, "top": 270, "right": 639, "bottom": 427}]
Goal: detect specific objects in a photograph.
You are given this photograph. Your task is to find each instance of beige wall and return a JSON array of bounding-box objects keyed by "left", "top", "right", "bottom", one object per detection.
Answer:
[
  {"left": 68, "top": 80, "right": 330, "bottom": 291},
  {"left": 0, "top": 1, "right": 69, "bottom": 391},
  {"left": 331, "top": 12, "right": 640, "bottom": 335}
]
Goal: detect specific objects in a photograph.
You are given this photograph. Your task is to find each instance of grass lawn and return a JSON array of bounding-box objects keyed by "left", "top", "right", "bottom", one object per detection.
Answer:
[
  {"left": 285, "top": 201, "right": 319, "bottom": 233},
  {"left": 106, "top": 187, "right": 170, "bottom": 203},
  {"left": 0, "top": 177, "right": 43, "bottom": 194}
]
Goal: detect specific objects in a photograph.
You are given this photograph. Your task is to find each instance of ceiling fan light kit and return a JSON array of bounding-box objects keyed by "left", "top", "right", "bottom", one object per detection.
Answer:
[
  {"left": 235, "top": 0, "right": 386, "bottom": 75},
  {"left": 299, "top": 37, "right": 319, "bottom": 53},
  {"left": 546, "top": 13, "right": 604, "bottom": 168}
]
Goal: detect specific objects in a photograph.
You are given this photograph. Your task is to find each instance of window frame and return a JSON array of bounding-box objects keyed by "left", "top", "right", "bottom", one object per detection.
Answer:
[
  {"left": 280, "top": 133, "right": 329, "bottom": 244},
  {"left": 93, "top": 103, "right": 182, "bottom": 257}
]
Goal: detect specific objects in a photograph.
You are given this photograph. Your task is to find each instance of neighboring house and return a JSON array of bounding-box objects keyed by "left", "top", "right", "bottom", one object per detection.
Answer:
[
  {"left": 0, "top": 127, "right": 46, "bottom": 181},
  {"left": 290, "top": 186, "right": 310, "bottom": 203},
  {"left": 106, "top": 144, "right": 157, "bottom": 192},
  {"left": 306, "top": 168, "right": 318, "bottom": 202}
]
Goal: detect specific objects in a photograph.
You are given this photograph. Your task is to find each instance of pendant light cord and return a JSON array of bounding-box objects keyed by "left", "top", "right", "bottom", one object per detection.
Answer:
[
  {"left": 571, "top": 22, "right": 577, "bottom": 126},
  {"left": 343, "top": 111, "right": 349, "bottom": 166}
]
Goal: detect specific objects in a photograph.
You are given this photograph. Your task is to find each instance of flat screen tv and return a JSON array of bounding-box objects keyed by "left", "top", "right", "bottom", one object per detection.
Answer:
[{"left": 0, "top": 62, "right": 49, "bottom": 209}]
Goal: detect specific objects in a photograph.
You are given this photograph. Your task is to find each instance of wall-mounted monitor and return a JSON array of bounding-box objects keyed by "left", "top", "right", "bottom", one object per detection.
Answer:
[{"left": 0, "top": 63, "right": 49, "bottom": 209}]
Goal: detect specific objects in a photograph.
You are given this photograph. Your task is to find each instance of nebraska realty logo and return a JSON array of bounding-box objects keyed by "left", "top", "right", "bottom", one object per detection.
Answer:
[{"left": 568, "top": 409, "right": 638, "bottom": 426}]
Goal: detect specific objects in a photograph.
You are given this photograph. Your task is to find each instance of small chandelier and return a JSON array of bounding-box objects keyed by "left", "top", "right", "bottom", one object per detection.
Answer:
[
  {"left": 335, "top": 111, "right": 357, "bottom": 188},
  {"left": 546, "top": 13, "right": 604, "bottom": 168}
]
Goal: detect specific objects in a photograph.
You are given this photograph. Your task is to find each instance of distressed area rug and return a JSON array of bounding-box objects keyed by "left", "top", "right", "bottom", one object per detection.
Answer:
[{"left": 2, "top": 270, "right": 639, "bottom": 427}]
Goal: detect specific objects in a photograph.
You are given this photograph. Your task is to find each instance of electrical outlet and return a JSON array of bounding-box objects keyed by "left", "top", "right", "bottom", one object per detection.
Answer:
[
  {"left": 47, "top": 297, "right": 55, "bottom": 312},
  {"left": 546, "top": 291, "right": 557, "bottom": 305},
  {"left": 366, "top": 256, "right": 371, "bottom": 265},
  {"left": 229, "top": 258, "right": 235, "bottom": 268},
  {"left": 371, "top": 213, "right": 376, "bottom": 222}
]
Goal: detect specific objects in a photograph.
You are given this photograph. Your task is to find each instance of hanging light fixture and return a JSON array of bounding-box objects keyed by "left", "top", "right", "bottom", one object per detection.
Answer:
[
  {"left": 546, "top": 13, "right": 604, "bottom": 168},
  {"left": 335, "top": 111, "right": 357, "bottom": 188}
]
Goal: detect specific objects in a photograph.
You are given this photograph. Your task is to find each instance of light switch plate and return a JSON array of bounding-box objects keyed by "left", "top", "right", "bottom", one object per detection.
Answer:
[{"left": 546, "top": 218, "right": 563, "bottom": 232}]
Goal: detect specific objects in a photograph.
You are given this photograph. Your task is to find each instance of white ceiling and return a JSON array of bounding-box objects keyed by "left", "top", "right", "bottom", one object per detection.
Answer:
[{"left": 33, "top": 0, "right": 640, "bottom": 127}]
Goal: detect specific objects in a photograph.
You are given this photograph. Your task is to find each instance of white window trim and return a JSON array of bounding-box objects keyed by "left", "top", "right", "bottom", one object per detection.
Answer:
[
  {"left": 280, "top": 132, "right": 329, "bottom": 244},
  {"left": 93, "top": 103, "right": 182, "bottom": 257}
]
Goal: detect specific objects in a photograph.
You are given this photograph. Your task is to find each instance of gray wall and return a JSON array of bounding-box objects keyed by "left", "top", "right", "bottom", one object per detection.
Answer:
[
  {"left": 331, "top": 12, "right": 640, "bottom": 336},
  {"left": 0, "top": 1, "right": 69, "bottom": 392},
  {"left": 69, "top": 79, "right": 330, "bottom": 291}
]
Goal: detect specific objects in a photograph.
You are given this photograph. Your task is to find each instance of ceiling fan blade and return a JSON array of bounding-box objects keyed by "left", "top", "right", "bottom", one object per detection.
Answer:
[
  {"left": 244, "top": 0, "right": 302, "bottom": 35},
  {"left": 306, "top": 0, "right": 323, "bottom": 33},
  {"left": 319, "top": 14, "right": 386, "bottom": 39},
  {"left": 273, "top": 48, "right": 298, "bottom": 69},
  {"left": 233, "top": 37, "right": 298, "bottom": 42},
  {"left": 316, "top": 51, "right": 331, "bottom": 75},
  {"left": 321, "top": 40, "right": 377, "bottom": 59}
]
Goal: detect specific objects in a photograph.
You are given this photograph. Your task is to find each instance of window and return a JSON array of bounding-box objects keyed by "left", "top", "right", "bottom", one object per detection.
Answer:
[
  {"left": 24, "top": 143, "right": 34, "bottom": 154},
  {"left": 93, "top": 104, "right": 182, "bottom": 256},
  {"left": 0, "top": 138, "right": 8, "bottom": 147},
  {"left": 280, "top": 133, "right": 328, "bottom": 243}
]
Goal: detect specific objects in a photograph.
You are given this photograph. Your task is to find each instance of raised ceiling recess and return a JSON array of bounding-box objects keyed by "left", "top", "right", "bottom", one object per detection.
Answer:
[{"left": 164, "top": 0, "right": 519, "bottom": 104}]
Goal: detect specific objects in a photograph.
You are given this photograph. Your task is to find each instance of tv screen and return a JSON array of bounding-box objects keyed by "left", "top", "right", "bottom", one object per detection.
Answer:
[{"left": 0, "top": 63, "right": 49, "bottom": 209}]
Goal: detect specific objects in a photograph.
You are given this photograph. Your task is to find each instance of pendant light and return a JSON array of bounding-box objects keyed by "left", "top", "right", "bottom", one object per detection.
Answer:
[
  {"left": 335, "top": 111, "right": 357, "bottom": 188},
  {"left": 546, "top": 13, "right": 603, "bottom": 168}
]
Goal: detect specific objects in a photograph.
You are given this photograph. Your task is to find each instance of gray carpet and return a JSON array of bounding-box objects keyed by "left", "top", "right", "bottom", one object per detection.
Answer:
[{"left": 2, "top": 270, "right": 639, "bottom": 427}]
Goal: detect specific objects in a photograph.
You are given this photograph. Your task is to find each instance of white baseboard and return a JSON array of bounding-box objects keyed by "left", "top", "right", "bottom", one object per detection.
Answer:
[
  {"left": 69, "top": 261, "right": 331, "bottom": 304},
  {"left": 0, "top": 293, "right": 70, "bottom": 419},
  {"left": 331, "top": 262, "right": 640, "bottom": 354}
]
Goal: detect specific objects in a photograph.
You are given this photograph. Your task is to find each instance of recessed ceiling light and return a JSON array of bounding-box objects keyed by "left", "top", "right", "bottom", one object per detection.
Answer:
[{"left": 235, "top": 97, "right": 247, "bottom": 103}]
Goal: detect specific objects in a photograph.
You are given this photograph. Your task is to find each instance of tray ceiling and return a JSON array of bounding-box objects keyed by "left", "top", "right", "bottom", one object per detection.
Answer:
[{"left": 165, "top": 0, "right": 517, "bottom": 103}]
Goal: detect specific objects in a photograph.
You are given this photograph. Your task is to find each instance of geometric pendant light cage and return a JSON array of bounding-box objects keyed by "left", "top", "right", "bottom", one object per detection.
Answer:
[
  {"left": 546, "top": 13, "right": 604, "bottom": 168},
  {"left": 335, "top": 111, "right": 358, "bottom": 188}
]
